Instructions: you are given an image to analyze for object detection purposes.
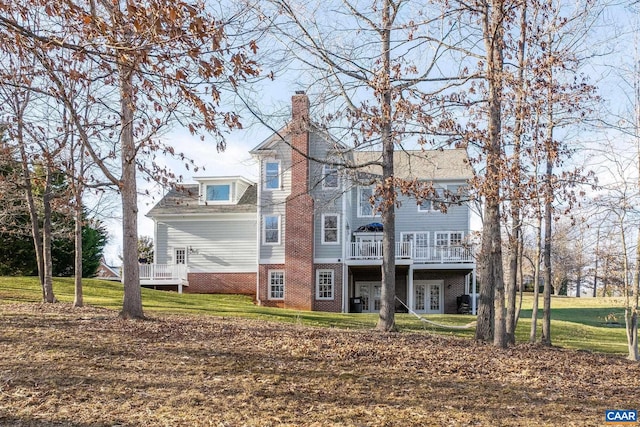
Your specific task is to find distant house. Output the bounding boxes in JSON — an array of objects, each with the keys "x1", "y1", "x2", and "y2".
[
  {"x1": 146, "y1": 92, "x2": 477, "y2": 314},
  {"x1": 96, "y1": 258, "x2": 121, "y2": 281}
]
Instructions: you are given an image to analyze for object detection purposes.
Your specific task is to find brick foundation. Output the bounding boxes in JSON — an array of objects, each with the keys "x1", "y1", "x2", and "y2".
[{"x1": 185, "y1": 272, "x2": 256, "y2": 295}]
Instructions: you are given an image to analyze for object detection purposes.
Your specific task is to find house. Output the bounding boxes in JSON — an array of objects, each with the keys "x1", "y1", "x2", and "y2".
[
  {"x1": 96, "y1": 258, "x2": 121, "y2": 281},
  {"x1": 146, "y1": 92, "x2": 477, "y2": 314}
]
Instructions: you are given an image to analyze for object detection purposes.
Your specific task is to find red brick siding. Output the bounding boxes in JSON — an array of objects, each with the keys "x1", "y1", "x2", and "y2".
[
  {"x1": 283, "y1": 92, "x2": 315, "y2": 311},
  {"x1": 313, "y1": 264, "x2": 343, "y2": 312},
  {"x1": 185, "y1": 272, "x2": 256, "y2": 295}
]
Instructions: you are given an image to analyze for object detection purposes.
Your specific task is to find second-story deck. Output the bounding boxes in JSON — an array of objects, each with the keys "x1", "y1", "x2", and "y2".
[{"x1": 347, "y1": 242, "x2": 475, "y2": 265}]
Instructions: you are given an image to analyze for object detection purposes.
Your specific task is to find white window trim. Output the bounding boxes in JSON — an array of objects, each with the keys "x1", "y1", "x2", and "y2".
[
  {"x1": 316, "y1": 269, "x2": 334, "y2": 300},
  {"x1": 357, "y1": 187, "x2": 376, "y2": 218},
  {"x1": 321, "y1": 213, "x2": 340, "y2": 245},
  {"x1": 322, "y1": 164, "x2": 339, "y2": 189},
  {"x1": 268, "y1": 270, "x2": 285, "y2": 300},
  {"x1": 263, "y1": 215, "x2": 281, "y2": 245},
  {"x1": 264, "y1": 160, "x2": 281, "y2": 191}
]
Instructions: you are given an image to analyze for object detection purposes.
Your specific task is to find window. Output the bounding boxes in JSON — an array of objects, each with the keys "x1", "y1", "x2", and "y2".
[
  {"x1": 322, "y1": 164, "x2": 338, "y2": 188},
  {"x1": 436, "y1": 232, "x2": 464, "y2": 246},
  {"x1": 415, "y1": 284, "x2": 425, "y2": 311},
  {"x1": 418, "y1": 199, "x2": 432, "y2": 212},
  {"x1": 418, "y1": 189, "x2": 441, "y2": 212},
  {"x1": 269, "y1": 270, "x2": 285, "y2": 300},
  {"x1": 358, "y1": 187, "x2": 376, "y2": 217},
  {"x1": 265, "y1": 161, "x2": 280, "y2": 190},
  {"x1": 316, "y1": 269, "x2": 334, "y2": 300},
  {"x1": 450, "y1": 232, "x2": 463, "y2": 246},
  {"x1": 322, "y1": 214, "x2": 339, "y2": 244},
  {"x1": 401, "y1": 232, "x2": 429, "y2": 258},
  {"x1": 174, "y1": 248, "x2": 186, "y2": 265},
  {"x1": 263, "y1": 215, "x2": 280, "y2": 244},
  {"x1": 206, "y1": 184, "x2": 231, "y2": 202},
  {"x1": 435, "y1": 232, "x2": 449, "y2": 247}
]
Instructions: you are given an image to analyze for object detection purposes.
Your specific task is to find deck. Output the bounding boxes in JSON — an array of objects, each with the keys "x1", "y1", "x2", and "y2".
[
  {"x1": 139, "y1": 264, "x2": 189, "y2": 293},
  {"x1": 347, "y1": 242, "x2": 474, "y2": 264}
]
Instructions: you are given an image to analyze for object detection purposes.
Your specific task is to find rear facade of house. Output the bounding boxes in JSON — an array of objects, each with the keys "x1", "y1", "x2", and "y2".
[{"x1": 147, "y1": 92, "x2": 477, "y2": 315}]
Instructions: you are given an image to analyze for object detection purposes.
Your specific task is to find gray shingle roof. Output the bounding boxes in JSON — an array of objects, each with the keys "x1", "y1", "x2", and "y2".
[
  {"x1": 352, "y1": 148, "x2": 472, "y2": 181},
  {"x1": 147, "y1": 184, "x2": 257, "y2": 217}
]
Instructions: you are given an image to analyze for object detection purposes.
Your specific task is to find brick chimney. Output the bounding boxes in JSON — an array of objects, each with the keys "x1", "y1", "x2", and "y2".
[{"x1": 285, "y1": 91, "x2": 314, "y2": 310}]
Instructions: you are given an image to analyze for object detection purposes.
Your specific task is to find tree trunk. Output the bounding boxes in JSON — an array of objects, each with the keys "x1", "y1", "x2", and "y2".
[
  {"x1": 376, "y1": 0, "x2": 396, "y2": 332},
  {"x1": 628, "y1": 43, "x2": 640, "y2": 361},
  {"x1": 73, "y1": 189, "x2": 83, "y2": 307},
  {"x1": 41, "y1": 167, "x2": 55, "y2": 303},
  {"x1": 541, "y1": 146, "x2": 553, "y2": 346},
  {"x1": 475, "y1": 0, "x2": 506, "y2": 347},
  {"x1": 602, "y1": 257, "x2": 609, "y2": 297},
  {"x1": 118, "y1": 56, "x2": 143, "y2": 319},
  {"x1": 592, "y1": 227, "x2": 599, "y2": 298},
  {"x1": 541, "y1": 167, "x2": 552, "y2": 345},
  {"x1": 626, "y1": 309, "x2": 639, "y2": 361},
  {"x1": 530, "y1": 215, "x2": 542, "y2": 343},
  {"x1": 541, "y1": 45, "x2": 554, "y2": 347},
  {"x1": 506, "y1": 1, "x2": 527, "y2": 346},
  {"x1": 16, "y1": 103, "x2": 45, "y2": 293}
]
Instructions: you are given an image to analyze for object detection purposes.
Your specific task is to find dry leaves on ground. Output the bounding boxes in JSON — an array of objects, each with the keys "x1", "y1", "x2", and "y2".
[{"x1": 0, "y1": 303, "x2": 638, "y2": 426}]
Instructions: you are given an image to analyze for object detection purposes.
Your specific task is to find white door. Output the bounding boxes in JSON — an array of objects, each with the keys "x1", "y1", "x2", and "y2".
[
  {"x1": 356, "y1": 281, "x2": 381, "y2": 313},
  {"x1": 414, "y1": 280, "x2": 444, "y2": 314}
]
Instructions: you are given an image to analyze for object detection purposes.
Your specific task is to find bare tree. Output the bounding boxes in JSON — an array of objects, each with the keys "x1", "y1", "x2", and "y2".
[
  {"x1": 0, "y1": 0, "x2": 260, "y2": 318},
  {"x1": 259, "y1": 0, "x2": 479, "y2": 331}
]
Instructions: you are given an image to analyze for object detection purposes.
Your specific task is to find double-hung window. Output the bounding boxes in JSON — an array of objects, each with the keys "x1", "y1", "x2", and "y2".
[
  {"x1": 322, "y1": 164, "x2": 338, "y2": 189},
  {"x1": 316, "y1": 270, "x2": 334, "y2": 300},
  {"x1": 265, "y1": 161, "x2": 280, "y2": 190},
  {"x1": 358, "y1": 187, "x2": 376, "y2": 217},
  {"x1": 322, "y1": 214, "x2": 339, "y2": 244},
  {"x1": 263, "y1": 215, "x2": 280, "y2": 244},
  {"x1": 418, "y1": 188, "x2": 441, "y2": 212},
  {"x1": 269, "y1": 270, "x2": 285, "y2": 300}
]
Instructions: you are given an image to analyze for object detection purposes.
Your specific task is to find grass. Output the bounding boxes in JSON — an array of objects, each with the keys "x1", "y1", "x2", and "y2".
[
  {"x1": 0, "y1": 276, "x2": 632, "y2": 354},
  {"x1": 1, "y1": 277, "x2": 639, "y2": 426}
]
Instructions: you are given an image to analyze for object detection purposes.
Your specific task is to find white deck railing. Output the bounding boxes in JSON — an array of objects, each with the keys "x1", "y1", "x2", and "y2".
[
  {"x1": 139, "y1": 264, "x2": 188, "y2": 282},
  {"x1": 347, "y1": 242, "x2": 474, "y2": 263}
]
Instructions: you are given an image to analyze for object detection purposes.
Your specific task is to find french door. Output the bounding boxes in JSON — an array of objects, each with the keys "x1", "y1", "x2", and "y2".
[
  {"x1": 356, "y1": 281, "x2": 381, "y2": 313},
  {"x1": 414, "y1": 280, "x2": 443, "y2": 314}
]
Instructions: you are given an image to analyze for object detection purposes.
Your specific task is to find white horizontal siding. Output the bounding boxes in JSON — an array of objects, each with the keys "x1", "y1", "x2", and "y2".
[{"x1": 156, "y1": 218, "x2": 257, "y2": 273}]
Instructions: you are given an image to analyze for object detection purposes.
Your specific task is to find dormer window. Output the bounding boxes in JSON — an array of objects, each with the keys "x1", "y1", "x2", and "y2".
[
  {"x1": 206, "y1": 184, "x2": 231, "y2": 202},
  {"x1": 265, "y1": 161, "x2": 280, "y2": 190}
]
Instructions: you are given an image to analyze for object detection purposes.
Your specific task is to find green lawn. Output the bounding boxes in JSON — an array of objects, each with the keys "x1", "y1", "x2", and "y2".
[{"x1": 0, "y1": 276, "x2": 631, "y2": 355}]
